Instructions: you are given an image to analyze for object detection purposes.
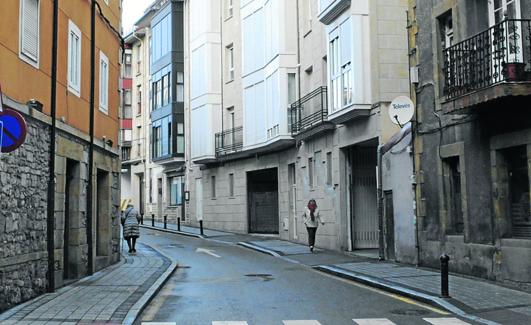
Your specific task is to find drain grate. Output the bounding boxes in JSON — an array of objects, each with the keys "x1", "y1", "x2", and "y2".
[{"x1": 390, "y1": 309, "x2": 430, "y2": 316}]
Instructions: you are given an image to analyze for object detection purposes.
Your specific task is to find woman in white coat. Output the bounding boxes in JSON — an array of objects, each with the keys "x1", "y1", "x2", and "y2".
[{"x1": 303, "y1": 199, "x2": 324, "y2": 252}]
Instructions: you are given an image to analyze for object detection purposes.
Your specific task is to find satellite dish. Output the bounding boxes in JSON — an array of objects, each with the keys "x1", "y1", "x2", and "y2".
[{"x1": 389, "y1": 96, "x2": 414, "y2": 126}]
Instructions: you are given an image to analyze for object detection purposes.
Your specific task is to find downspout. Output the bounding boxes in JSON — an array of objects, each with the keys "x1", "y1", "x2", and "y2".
[
  {"x1": 47, "y1": 0, "x2": 59, "y2": 292},
  {"x1": 87, "y1": 0, "x2": 96, "y2": 276},
  {"x1": 377, "y1": 145, "x2": 385, "y2": 260},
  {"x1": 220, "y1": 1, "x2": 224, "y2": 148},
  {"x1": 406, "y1": 10, "x2": 421, "y2": 266},
  {"x1": 295, "y1": 0, "x2": 302, "y2": 103}
]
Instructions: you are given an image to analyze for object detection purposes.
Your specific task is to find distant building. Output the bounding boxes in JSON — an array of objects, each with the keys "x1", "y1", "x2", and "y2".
[
  {"x1": 0, "y1": 0, "x2": 122, "y2": 311},
  {"x1": 412, "y1": 0, "x2": 531, "y2": 285},
  {"x1": 120, "y1": 0, "x2": 186, "y2": 225}
]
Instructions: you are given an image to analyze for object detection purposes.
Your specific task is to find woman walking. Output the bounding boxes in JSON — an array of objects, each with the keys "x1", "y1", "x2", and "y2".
[
  {"x1": 121, "y1": 203, "x2": 141, "y2": 254},
  {"x1": 303, "y1": 199, "x2": 324, "y2": 252}
]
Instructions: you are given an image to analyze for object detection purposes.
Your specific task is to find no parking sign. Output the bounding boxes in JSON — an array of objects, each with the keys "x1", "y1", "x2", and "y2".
[{"x1": 0, "y1": 83, "x2": 27, "y2": 153}]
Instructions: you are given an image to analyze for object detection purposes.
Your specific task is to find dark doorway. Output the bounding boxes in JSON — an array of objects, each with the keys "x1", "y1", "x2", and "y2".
[
  {"x1": 96, "y1": 169, "x2": 110, "y2": 257},
  {"x1": 64, "y1": 159, "x2": 78, "y2": 280},
  {"x1": 138, "y1": 173, "x2": 144, "y2": 215},
  {"x1": 384, "y1": 190, "x2": 396, "y2": 260},
  {"x1": 504, "y1": 146, "x2": 531, "y2": 238},
  {"x1": 247, "y1": 168, "x2": 279, "y2": 234}
]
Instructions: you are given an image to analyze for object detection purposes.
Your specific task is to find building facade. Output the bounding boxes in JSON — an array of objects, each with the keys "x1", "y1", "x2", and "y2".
[
  {"x1": 413, "y1": 0, "x2": 531, "y2": 285},
  {"x1": 184, "y1": 0, "x2": 412, "y2": 258},
  {"x1": 0, "y1": 0, "x2": 122, "y2": 311},
  {"x1": 120, "y1": 0, "x2": 186, "y2": 225}
]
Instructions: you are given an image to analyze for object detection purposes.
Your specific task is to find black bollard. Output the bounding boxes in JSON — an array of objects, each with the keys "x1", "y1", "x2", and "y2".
[
  {"x1": 163, "y1": 215, "x2": 167, "y2": 229},
  {"x1": 140, "y1": 213, "x2": 144, "y2": 225},
  {"x1": 152, "y1": 214, "x2": 155, "y2": 227},
  {"x1": 440, "y1": 254, "x2": 450, "y2": 298},
  {"x1": 177, "y1": 217, "x2": 181, "y2": 231},
  {"x1": 199, "y1": 220, "x2": 204, "y2": 236}
]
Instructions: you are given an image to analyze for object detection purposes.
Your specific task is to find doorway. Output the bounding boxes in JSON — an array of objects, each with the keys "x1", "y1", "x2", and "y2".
[
  {"x1": 247, "y1": 168, "x2": 279, "y2": 234},
  {"x1": 157, "y1": 178, "x2": 163, "y2": 220},
  {"x1": 96, "y1": 169, "x2": 110, "y2": 257},
  {"x1": 288, "y1": 163, "x2": 298, "y2": 240},
  {"x1": 63, "y1": 159, "x2": 79, "y2": 280},
  {"x1": 348, "y1": 143, "x2": 379, "y2": 250}
]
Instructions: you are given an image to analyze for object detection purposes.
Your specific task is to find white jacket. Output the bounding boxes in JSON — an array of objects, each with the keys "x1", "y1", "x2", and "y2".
[{"x1": 303, "y1": 208, "x2": 323, "y2": 228}]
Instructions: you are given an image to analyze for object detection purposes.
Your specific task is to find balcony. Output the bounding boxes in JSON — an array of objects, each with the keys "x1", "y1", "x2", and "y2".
[
  {"x1": 289, "y1": 86, "x2": 335, "y2": 141},
  {"x1": 442, "y1": 19, "x2": 531, "y2": 112},
  {"x1": 215, "y1": 126, "x2": 243, "y2": 158}
]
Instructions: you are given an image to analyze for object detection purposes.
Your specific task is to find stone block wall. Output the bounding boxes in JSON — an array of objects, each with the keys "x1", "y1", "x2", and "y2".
[{"x1": 0, "y1": 116, "x2": 50, "y2": 311}]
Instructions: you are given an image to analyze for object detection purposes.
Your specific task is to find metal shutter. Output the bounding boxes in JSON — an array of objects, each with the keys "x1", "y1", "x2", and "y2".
[{"x1": 21, "y1": 0, "x2": 39, "y2": 62}]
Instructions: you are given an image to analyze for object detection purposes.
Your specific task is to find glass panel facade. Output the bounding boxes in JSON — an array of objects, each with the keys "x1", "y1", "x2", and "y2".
[{"x1": 151, "y1": 13, "x2": 172, "y2": 62}]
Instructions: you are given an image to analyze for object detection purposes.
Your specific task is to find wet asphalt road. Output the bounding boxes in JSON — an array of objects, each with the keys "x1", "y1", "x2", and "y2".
[{"x1": 136, "y1": 228, "x2": 470, "y2": 325}]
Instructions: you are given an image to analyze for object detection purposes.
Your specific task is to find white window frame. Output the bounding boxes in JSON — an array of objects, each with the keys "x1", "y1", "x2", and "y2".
[
  {"x1": 227, "y1": 0, "x2": 234, "y2": 19},
  {"x1": 68, "y1": 20, "x2": 82, "y2": 97},
  {"x1": 99, "y1": 51, "x2": 109, "y2": 114},
  {"x1": 227, "y1": 44, "x2": 234, "y2": 81},
  {"x1": 19, "y1": 0, "x2": 40, "y2": 68}
]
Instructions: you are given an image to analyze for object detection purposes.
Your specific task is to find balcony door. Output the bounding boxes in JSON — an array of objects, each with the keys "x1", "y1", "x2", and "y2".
[{"x1": 488, "y1": 0, "x2": 523, "y2": 63}]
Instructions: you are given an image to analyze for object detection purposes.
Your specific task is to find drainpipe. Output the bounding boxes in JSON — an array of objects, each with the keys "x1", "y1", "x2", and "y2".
[
  {"x1": 295, "y1": 0, "x2": 302, "y2": 102},
  {"x1": 86, "y1": 0, "x2": 96, "y2": 276},
  {"x1": 46, "y1": 0, "x2": 59, "y2": 293},
  {"x1": 377, "y1": 145, "x2": 385, "y2": 260}
]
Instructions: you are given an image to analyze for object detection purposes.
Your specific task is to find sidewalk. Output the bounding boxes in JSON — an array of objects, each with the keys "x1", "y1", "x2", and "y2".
[
  {"x1": 0, "y1": 243, "x2": 177, "y2": 325},
  {"x1": 143, "y1": 223, "x2": 531, "y2": 325}
]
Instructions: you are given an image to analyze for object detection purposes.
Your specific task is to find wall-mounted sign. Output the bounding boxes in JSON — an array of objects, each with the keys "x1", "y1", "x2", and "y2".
[
  {"x1": 389, "y1": 96, "x2": 415, "y2": 126},
  {"x1": 0, "y1": 108, "x2": 28, "y2": 153}
]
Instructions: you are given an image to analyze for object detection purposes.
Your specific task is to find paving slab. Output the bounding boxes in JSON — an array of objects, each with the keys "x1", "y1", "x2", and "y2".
[{"x1": 0, "y1": 243, "x2": 177, "y2": 325}]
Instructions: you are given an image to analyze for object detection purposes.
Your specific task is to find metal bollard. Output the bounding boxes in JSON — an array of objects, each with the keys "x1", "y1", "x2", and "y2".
[
  {"x1": 177, "y1": 217, "x2": 181, "y2": 231},
  {"x1": 163, "y1": 215, "x2": 167, "y2": 229},
  {"x1": 140, "y1": 213, "x2": 144, "y2": 225},
  {"x1": 199, "y1": 220, "x2": 204, "y2": 236},
  {"x1": 440, "y1": 254, "x2": 450, "y2": 298},
  {"x1": 152, "y1": 214, "x2": 155, "y2": 227}
]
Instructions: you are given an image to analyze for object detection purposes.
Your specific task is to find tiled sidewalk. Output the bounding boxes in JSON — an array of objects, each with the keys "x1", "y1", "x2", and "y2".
[{"x1": 0, "y1": 243, "x2": 176, "y2": 325}]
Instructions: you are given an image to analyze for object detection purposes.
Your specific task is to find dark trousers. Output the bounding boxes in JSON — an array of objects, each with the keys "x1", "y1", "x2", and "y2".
[{"x1": 307, "y1": 227, "x2": 317, "y2": 247}]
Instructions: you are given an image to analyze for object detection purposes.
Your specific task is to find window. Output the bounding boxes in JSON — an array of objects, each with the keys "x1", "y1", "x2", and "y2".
[
  {"x1": 229, "y1": 173, "x2": 234, "y2": 197},
  {"x1": 153, "y1": 124, "x2": 162, "y2": 158},
  {"x1": 19, "y1": 0, "x2": 40, "y2": 67},
  {"x1": 176, "y1": 72, "x2": 184, "y2": 102},
  {"x1": 68, "y1": 20, "x2": 82, "y2": 96},
  {"x1": 308, "y1": 157, "x2": 314, "y2": 188},
  {"x1": 503, "y1": 146, "x2": 530, "y2": 238},
  {"x1": 162, "y1": 73, "x2": 170, "y2": 106},
  {"x1": 287, "y1": 73, "x2": 297, "y2": 132},
  {"x1": 99, "y1": 51, "x2": 109, "y2": 113},
  {"x1": 151, "y1": 14, "x2": 172, "y2": 62},
  {"x1": 136, "y1": 44, "x2": 142, "y2": 74},
  {"x1": 124, "y1": 90, "x2": 132, "y2": 106},
  {"x1": 177, "y1": 122, "x2": 184, "y2": 154},
  {"x1": 226, "y1": 0, "x2": 233, "y2": 18},
  {"x1": 136, "y1": 85, "x2": 142, "y2": 115},
  {"x1": 443, "y1": 157, "x2": 463, "y2": 234},
  {"x1": 329, "y1": 18, "x2": 352, "y2": 112},
  {"x1": 326, "y1": 152, "x2": 332, "y2": 185},
  {"x1": 211, "y1": 175, "x2": 216, "y2": 198},
  {"x1": 169, "y1": 176, "x2": 184, "y2": 206},
  {"x1": 152, "y1": 65, "x2": 171, "y2": 110},
  {"x1": 226, "y1": 44, "x2": 234, "y2": 81}
]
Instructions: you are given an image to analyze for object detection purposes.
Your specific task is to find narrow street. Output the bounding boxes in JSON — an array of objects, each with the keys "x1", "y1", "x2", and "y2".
[{"x1": 137, "y1": 229, "x2": 472, "y2": 325}]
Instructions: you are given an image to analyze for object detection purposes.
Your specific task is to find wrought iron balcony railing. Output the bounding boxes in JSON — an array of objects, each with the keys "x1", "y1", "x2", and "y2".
[
  {"x1": 215, "y1": 126, "x2": 243, "y2": 157},
  {"x1": 443, "y1": 19, "x2": 531, "y2": 100},
  {"x1": 289, "y1": 86, "x2": 328, "y2": 135}
]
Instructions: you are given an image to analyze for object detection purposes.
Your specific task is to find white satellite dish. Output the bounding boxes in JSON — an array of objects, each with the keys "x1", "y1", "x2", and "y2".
[{"x1": 389, "y1": 96, "x2": 415, "y2": 126}]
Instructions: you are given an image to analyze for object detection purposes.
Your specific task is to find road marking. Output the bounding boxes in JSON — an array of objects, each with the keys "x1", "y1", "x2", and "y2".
[
  {"x1": 212, "y1": 322, "x2": 248, "y2": 325},
  {"x1": 141, "y1": 323, "x2": 176, "y2": 325},
  {"x1": 283, "y1": 321, "x2": 322, "y2": 325},
  {"x1": 196, "y1": 247, "x2": 221, "y2": 258},
  {"x1": 353, "y1": 319, "x2": 396, "y2": 325},
  {"x1": 423, "y1": 318, "x2": 471, "y2": 325}
]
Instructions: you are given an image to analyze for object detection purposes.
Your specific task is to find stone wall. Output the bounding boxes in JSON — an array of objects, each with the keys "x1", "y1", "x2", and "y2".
[{"x1": 0, "y1": 115, "x2": 50, "y2": 311}]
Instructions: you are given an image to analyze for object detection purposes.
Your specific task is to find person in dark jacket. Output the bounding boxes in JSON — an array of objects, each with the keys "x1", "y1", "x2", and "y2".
[
  {"x1": 121, "y1": 203, "x2": 141, "y2": 254},
  {"x1": 303, "y1": 199, "x2": 324, "y2": 252}
]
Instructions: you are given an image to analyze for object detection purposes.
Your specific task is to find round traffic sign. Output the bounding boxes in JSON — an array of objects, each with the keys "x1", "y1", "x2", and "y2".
[
  {"x1": 389, "y1": 96, "x2": 415, "y2": 126},
  {"x1": 0, "y1": 108, "x2": 28, "y2": 153}
]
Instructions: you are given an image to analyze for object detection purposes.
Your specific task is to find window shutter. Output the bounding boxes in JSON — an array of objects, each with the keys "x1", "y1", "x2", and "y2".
[{"x1": 21, "y1": 0, "x2": 39, "y2": 61}]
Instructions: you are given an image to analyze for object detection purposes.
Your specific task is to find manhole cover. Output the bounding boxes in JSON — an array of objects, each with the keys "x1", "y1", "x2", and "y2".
[{"x1": 390, "y1": 309, "x2": 430, "y2": 316}]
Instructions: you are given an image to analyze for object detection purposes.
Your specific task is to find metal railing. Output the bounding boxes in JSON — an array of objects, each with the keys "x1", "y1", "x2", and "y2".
[
  {"x1": 443, "y1": 19, "x2": 531, "y2": 100},
  {"x1": 289, "y1": 86, "x2": 328, "y2": 135},
  {"x1": 215, "y1": 126, "x2": 243, "y2": 157}
]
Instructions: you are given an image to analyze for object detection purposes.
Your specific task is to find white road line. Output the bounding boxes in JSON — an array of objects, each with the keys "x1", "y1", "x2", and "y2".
[
  {"x1": 141, "y1": 323, "x2": 176, "y2": 325},
  {"x1": 196, "y1": 247, "x2": 222, "y2": 258},
  {"x1": 423, "y1": 318, "x2": 471, "y2": 325},
  {"x1": 283, "y1": 321, "x2": 322, "y2": 325},
  {"x1": 212, "y1": 322, "x2": 249, "y2": 325},
  {"x1": 353, "y1": 319, "x2": 396, "y2": 325}
]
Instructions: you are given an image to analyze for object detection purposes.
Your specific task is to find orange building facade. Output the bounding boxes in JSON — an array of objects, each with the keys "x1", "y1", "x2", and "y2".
[{"x1": 0, "y1": 0, "x2": 123, "y2": 311}]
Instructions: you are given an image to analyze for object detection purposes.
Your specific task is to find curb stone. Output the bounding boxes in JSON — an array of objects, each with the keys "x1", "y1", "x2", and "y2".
[{"x1": 140, "y1": 224, "x2": 206, "y2": 239}]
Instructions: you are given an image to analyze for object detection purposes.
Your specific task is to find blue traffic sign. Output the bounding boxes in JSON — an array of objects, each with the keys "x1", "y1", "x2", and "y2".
[{"x1": 0, "y1": 108, "x2": 27, "y2": 153}]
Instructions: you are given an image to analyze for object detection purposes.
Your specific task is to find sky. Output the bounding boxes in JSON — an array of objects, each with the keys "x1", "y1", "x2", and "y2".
[{"x1": 121, "y1": 0, "x2": 154, "y2": 35}]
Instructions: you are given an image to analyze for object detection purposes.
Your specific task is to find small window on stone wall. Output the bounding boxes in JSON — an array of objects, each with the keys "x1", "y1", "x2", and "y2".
[
  {"x1": 503, "y1": 146, "x2": 531, "y2": 238},
  {"x1": 443, "y1": 156, "x2": 464, "y2": 234}
]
